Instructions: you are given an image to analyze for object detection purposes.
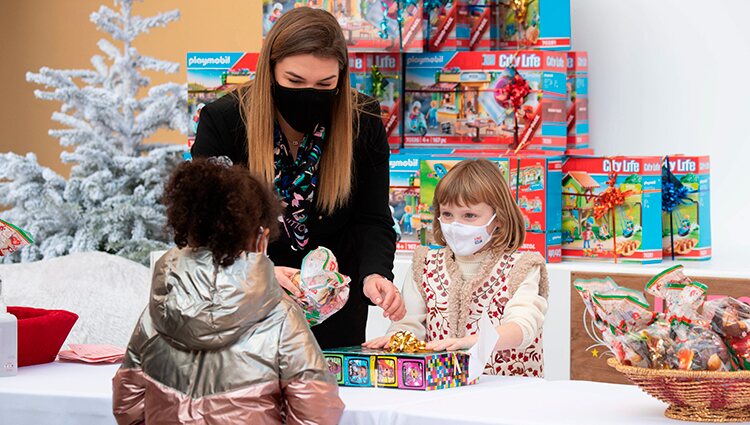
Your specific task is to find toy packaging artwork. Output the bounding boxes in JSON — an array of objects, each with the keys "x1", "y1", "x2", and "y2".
[
  {"x1": 566, "y1": 52, "x2": 589, "y2": 148},
  {"x1": 462, "y1": 0, "x2": 501, "y2": 51},
  {"x1": 661, "y1": 155, "x2": 711, "y2": 260},
  {"x1": 562, "y1": 156, "x2": 663, "y2": 264},
  {"x1": 424, "y1": 0, "x2": 469, "y2": 51},
  {"x1": 323, "y1": 346, "x2": 472, "y2": 390},
  {"x1": 403, "y1": 51, "x2": 567, "y2": 149},
  {"x1": 285, "y1": 247, "x2": 350, "y2": 326},
  {"x1": 508, "y1": 155, "x2": 562, "y2": 262},
  {"x1": 389, "y1": 154, "x2": 423, "y2": 251},
  {"x1": 349, "y1": 53, "x2": 402, "y2": 147},
  {"x1": 262, "y1": 0, "x2": 424, "y2": 52},
  {"x1": 187, "y1": 52, "x2": 259, "y2": 148},
  {"x1": 497, "y1": 0, "x2": 571, "y2": 51}
]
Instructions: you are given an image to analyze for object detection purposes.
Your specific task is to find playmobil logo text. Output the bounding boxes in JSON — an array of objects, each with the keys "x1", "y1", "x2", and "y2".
[
  {"x1": 407, "y1": 56, "x2": 444, "y2": 66},
  {"x1": 188, "y1": 55, "x2": 231, "y2": 67},
  {"x1": 668, "y1": 158, "x2": 697, "y2": 173},
  {"x1": 602, "y1": 159, "x2": 640, "y2": 173},
  {"x1": 390, "y1": 158, "x2": 419, "y2": 168}
]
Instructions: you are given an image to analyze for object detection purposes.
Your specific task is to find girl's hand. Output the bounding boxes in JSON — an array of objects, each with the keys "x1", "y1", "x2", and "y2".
[
  {"x1": 425, "y1": 334, "x2": 478, "y2": 352},
  {"x1": 363, "y1": 275, "x2": 406, "y2": 321},
  {"x1": 362, "y1": 333, "x2": 394, "y2": 349},
  {"x1": 274, "y1": 266, "x2": 303, "y2": 297}
]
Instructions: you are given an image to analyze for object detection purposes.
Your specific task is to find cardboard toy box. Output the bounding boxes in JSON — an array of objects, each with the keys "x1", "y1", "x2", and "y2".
[
  {"x1": 349, "y1": 53, "x2": 402, "y2": 148},
  {"x1": 389, "y1": 154, "x2": 423, "y2": 251},
  {"x1": 566, "y1": 52, "x2": 589, "y2": 148},
  {"x1": 661, "y1": 155, "x2": 711, "y2": 260},
  {"x1": 403, "y1": 51, "x2": 567, "y2": 150},
  {"x1": 187, "y1": 52, "x2": 259, "y2": 148},
  {"x1": 562, "y1": 156, "x2": 663, "y2": 264},
  {"x1": 462, "y1": 0, "x2": 501, "y2": 51},
  {"x1": 263, "y1": 0, "x2": 424, "y2": 52},
  {"x1": 424, "y1": 0, "x2": 469, "y2": 51},
  {"x1": 497, "y1": 0, "x2": 571, "y2": 51},
  {"x1": 323, "y1": 346, "x2": 472, "y2": 390}
]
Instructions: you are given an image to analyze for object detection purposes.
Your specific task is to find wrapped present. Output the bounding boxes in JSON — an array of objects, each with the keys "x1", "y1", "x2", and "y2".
[
  {"x1": 263, "y1": 0, "x2": 424, "y2": 52},
  {"x1": 349, "y1": 53, "x2": 402, "y2": 148},
  {"x1": 323, "y1": 345, "x2": 472, "y2": 390},
  {"x1": 566, "y1": 52, "x2": 589, "y2": 149},
  {"x1": 497, "y1": 0, "x2": 571, "y2": 51},
  {"x1": 403, "y1": 51, "x2": 567, "y2": 150},
  {"x1": 661, "y1": 155, "x2": 711, "y2": 260},
  {"x1": 287, "y1": 247, "x2": 350, "y2": 326},
  {"x1": 186, "y1": 52, "x2": 259, "y2": 148},
  {"x1": 0, "y1": 219, "x2": 33, "y2": 257},
  {"x1": 562, "y1": 156, "x2": 663, "y2": 264}
]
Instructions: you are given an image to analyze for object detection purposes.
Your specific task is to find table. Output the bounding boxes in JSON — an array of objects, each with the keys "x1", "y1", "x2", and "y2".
[{"x1": 0, "y1": 361, "x2": 709, "y2": 425}]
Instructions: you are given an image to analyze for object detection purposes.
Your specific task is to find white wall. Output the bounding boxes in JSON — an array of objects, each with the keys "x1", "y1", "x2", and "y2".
[{"x1": 570, "y1": 0, "x2": 750, "y2": 267}]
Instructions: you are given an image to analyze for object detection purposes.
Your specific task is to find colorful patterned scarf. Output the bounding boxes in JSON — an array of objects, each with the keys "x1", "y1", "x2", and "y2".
[{"x1": 273, "y1": 124, "x2": 325, "y2": 251}]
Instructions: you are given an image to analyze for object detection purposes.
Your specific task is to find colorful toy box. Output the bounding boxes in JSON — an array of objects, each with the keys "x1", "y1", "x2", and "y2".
[
  {"x1": 508, "y1": 155, "x2": 563, "y2": 262},
  {"x1": 562, "y1": 156, "x2": 663, "y2": 264},
  {"x1": 566, "y1": 52, "x2": 589, "y2": 148},
  {"x1": 403, "y1": 51, "x2": 567, "y2": 150},
  {"x1": 462, "y1": 0, "x2": 501, "y2": 51},
  {"x1": 662, "y1": 155, "x2": 711, "y2": 260},
  {"x1": 418, "y1": 154, "x2": 561, "y2": 262},
  {"x1": 497, "y1": 0, "x2": 571, "y2": 51},
  {"x1": 424, "y1": 0, "x2": 469, "y2": 51},
  {"x1": 389, "y1": 154, "x2": 422, "y2": 251},
  {"x1": 349, "y1": 53, "x2": 402, "y2": 148},
  {"x1": 187, "y1": 52, "x2": 259, "y2": 148},
  {"x1": 323, "y1": 346, "x2": 472, "y2": 390},
  {"x1": 262, "y1": 0, "x2": 424, "y2": 52}
]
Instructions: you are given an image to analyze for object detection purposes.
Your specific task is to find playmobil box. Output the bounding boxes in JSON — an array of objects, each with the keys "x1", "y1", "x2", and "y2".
[
  {"x1": 403, "y1": 51, "x2": 567, "y2": 150},
  {"x1": 263, "y1": 0, "x2": 424, "y2": 52},
  {"x1": 187, "y1": 52, "x2": 259, "y2": 148},
  {"x1": 497, "y1": 0, "x2": 571, "y2": 51},
  {"x1": 323, "y1": 346, "x2": 472, "y2": 390},
  {"x1": 507, "y1": 155, "x2": 563, "y2": 262},
  {"x1": 661, "y1": 155, "x2": 711, "y2": 260},
  {"x1": 561, "y1": 156, "x2": 663, "y2": 264},
  {"x1": 389, "y1": 154, "x2": 423, "y2": 251},
  {"x1": 461, "y1": 0, "x2": 501, "y2": 51},
  {"x1": 424, "y1": 0, "x2": 469, "y2": 51},
  {"x1": 566, "y1": 52, "x2": 589, "y2": 148},
  {"x1": 349, "y1": 53, "x2": 402, "y2": 148}
]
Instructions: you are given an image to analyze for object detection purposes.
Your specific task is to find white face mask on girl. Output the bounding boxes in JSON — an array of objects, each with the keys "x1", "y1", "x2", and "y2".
[{"x1": 438, "y1": 214, "x2": 496, "y2": 257}]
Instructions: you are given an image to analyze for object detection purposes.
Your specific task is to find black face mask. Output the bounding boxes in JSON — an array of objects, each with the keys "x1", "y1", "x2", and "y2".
[{"x1": 272, "y1": 84, "x2": 338, "y2": 134}]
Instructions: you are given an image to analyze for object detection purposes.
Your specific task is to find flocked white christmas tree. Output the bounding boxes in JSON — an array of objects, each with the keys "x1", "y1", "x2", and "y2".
[{"x1": 0, "y1": 0, "x2": 187, "y2": 265}]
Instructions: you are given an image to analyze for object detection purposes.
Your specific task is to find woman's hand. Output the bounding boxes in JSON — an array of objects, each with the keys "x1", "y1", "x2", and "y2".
[
  {"x1": 425, "y1": 334, "x2": 478, "y2": 352},
  {"x1": 362, "y1": 333, "x2": 394, "y2": 349},
  {"x1": 274, "y1": 266, "x2": 303, "y2": 297},
  {"x1": 363, "y1": 275, "x2": 406, "y2": 321}
]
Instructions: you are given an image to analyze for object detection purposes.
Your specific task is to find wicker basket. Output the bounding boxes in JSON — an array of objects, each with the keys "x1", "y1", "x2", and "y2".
[{"x1": 608, "y1": 358, "x2": 750, "y2": 422}]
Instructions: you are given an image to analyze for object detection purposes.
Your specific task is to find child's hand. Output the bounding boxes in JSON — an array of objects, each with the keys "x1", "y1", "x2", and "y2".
[
  {"x1": 274, "y1": 266, "x2": 303, "y2": 297},
  {"x1": 362, "y1": 333, "x2": 394, "y2": 349},
  {"x1": 425, "y1": 334, "x2": 478, "y2": 352},
  {"x1": 363, "y1": 275, "x2": 406, "y2": 321}
]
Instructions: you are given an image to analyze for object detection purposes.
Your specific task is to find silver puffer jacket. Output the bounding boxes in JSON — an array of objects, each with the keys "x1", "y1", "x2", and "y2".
[{"x1": 112, "y1": 247, "x2": 344, "y2": 425}]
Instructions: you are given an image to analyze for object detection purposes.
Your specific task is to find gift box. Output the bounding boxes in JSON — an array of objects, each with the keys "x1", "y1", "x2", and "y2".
[
  {"x1": 424, "y1": 0, "x2": 469, "y2": 52},
  {"x1": 8, "y1": 306, "x2": 78, "y2": 367},
  {"x1": 323, "y1": 346, "x2": 472, "y2": 390},
  {"x1": 403, "y1": 51, "x2": 567, "y2": 150},
  {"x1": 187, "y1": 52, "x2": 259, "y2": 148},
  {"x1": 661, "y1": 155, "x2": 711, "y2": 260},
  {"x1": 497, "y1": 0, "x2": 571, "y2": 51},
  {"x1": 562, "y1": 156, "x2": 663, "y2": 264},
  {"x1": 566, "y1": 52, "x2": 589, "y2": 149},
  {"x1": 349, "y1": 53, "x2": 403, "y2": 148},
  {"x1": 263, "y1": 0, "x2": 424, "y2": 52}
]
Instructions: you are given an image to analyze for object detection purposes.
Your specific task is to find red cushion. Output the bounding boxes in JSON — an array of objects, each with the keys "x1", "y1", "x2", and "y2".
[{"x1": 7, "y1": 306, "x2": 78, "y2": 367}]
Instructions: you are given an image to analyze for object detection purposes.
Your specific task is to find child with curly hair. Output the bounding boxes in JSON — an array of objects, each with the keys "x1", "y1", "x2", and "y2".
[{"x1": 113, "y1": 158, "x2": 343, "y2": 425}]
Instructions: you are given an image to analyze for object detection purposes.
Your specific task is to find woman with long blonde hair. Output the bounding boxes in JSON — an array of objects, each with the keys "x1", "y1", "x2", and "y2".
[{"x1": 192, "y1": 7, "x2": 404, "y2": 348}]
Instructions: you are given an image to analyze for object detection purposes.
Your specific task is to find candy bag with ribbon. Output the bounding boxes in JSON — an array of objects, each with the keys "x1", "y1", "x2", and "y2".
[
  {"x1": 287, "y1": 247, "x2": 350, "y2": 326},
  {"x1": 703, "y1": 297, "x2": 750, "y2": 370}
]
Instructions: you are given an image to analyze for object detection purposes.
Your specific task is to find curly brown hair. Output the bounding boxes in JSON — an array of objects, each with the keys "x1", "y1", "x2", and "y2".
[{"x1": 163, "y1": 158, "x2": 281, "y2": 267}]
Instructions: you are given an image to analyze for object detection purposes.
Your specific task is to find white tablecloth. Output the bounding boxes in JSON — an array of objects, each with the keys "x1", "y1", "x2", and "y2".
[{"x1": 0, "y1": 362, "x2": 717, "y2": 425}]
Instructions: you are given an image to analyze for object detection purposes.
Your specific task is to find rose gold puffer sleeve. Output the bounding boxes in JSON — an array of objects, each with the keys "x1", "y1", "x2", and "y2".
[
  {"x1": 112, "y1": 310, "x2": 151, "y2": 425},
  {"x1": 278, "y1": 303, "x2": 345, "y2": 425}
]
